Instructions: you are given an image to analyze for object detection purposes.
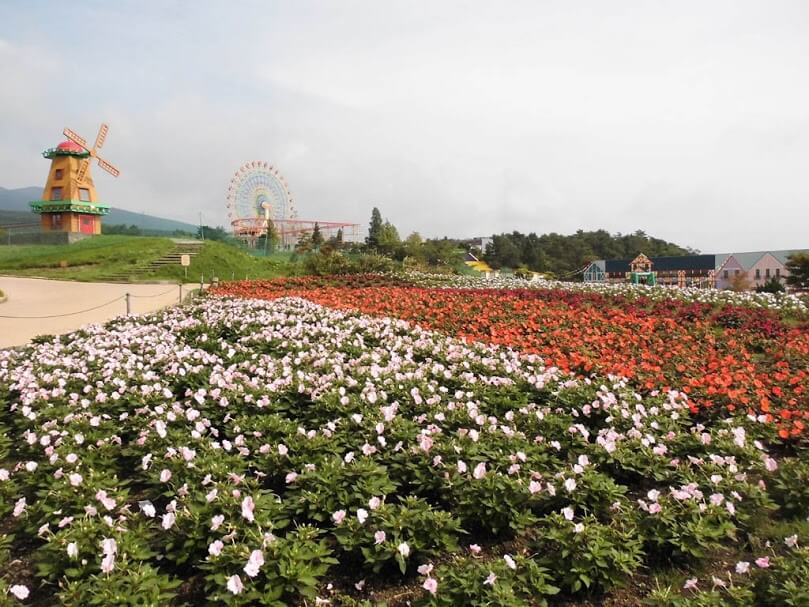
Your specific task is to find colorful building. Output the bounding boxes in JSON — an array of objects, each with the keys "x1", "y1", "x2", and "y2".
[
  {"x1": 29, "y1": 140, "x2": 110, "y2": 235},
  {"x1": 583, "y1": 250, "x2": 808, "y2": 290}
]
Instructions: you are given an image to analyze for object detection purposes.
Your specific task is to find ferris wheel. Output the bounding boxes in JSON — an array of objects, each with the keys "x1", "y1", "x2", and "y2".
[{"x1": 226, "y1": 162, "x2": 296, "y2": 234}]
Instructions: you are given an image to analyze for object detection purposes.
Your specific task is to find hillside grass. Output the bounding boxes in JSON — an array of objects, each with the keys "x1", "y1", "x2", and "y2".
[
  {"x1": 149, "y1": 242, "x2": 292, "y2": 283},
  {"x1": 0, "y1": 236, "x2": 174, "y2": 281},
  {"x1": 0, "y1": 236, "x2": 293, "y2": 283}
]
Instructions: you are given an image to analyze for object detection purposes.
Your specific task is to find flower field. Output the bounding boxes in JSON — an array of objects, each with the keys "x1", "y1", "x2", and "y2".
[
  {"x1": 1, "y1": 292, "x2": 807, "y2": 606},
  {"x1": 213, "y1": 276, "x2": 809, "y2": 440}
]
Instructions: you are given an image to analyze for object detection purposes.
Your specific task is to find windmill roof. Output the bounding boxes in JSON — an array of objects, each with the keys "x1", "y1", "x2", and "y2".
[{"x1": 56, "y1": 140, "x2": 84, "y2": 152}]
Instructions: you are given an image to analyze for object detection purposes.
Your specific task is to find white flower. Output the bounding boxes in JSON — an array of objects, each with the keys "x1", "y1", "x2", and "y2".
[
  {"x1": 457, "y1": 460, "x2": 467, "y2": 474},
  {"x1": 374, "y1": 530, "x2": 386, "y2": 544},
  {"x1": 785, "y1": 534, "x2": 798, "y2": 548},
  {"x1": 735, "y1": 561, "x2": 750, "y2": 574},
  {"x1": 562, "y1": 507, "x2": 574, "y2": 521},
  {"x1": 564, "y1": 478, "x2": 577, "y2": 492},
  {"x1": 398, "y1": 542, "x2": 410, "y2": 557},
  {"x1": 139, "y1": 501, "x2": 156, "y2": 518},
  {"x1": 211, "y1": 514, "x2": 225, "y2": 530},
  {"x1": 227, "y1": 574, "x2": 244, "y2": 595},
  {"x1": 504, "y1": 554, "x2": 517, "y2": 570},
  {"x1": 9, "y1": 585, "x2": 29, "y2": 600},
  {"x1": 332, "y1": 510, "x2": 346, "y2": 524},
  {"x1": 417, "y1": 563, "x2": 434, "y2": 576},
  {"x1": 484, "y1": 572, "x2": 497, "y2": 586},
  {"x1": 356, "y1": 508, "x2": 369, "y2": 525},
  {"x1": 368, "y1": 496, "x2": 382, "y2": 510},
  {"x1": 67, "y1": 542, "x2": 78, "y2": 558},
  {"x1": 573, "y1": 523, "x2": 585, "y2": 533},
  {"x1": 473, "y1": 462, "x2": 487, "y2": 479},
  {"x1": 159, "y1": 469, "x2": 172, "y2": 483},
  {"x1": 68, "y1": 473, "x2": 83, "y2": 487}
]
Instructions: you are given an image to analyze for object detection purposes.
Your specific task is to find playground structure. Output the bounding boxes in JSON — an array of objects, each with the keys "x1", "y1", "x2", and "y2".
[
  {"x1": 227, "y1": 161, "x2": 359, "y2": 249},
  {"x1": 29, "y1": 124, "x2": 119, "y2": 236}
]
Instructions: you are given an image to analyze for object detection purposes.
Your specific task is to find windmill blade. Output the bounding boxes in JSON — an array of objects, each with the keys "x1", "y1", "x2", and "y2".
[
  {"x1": 93, "y1": 123, "x2": 109, "y2": 151},
  {"x1": 96, "y1": 156, "x2": 121, "y2": 177},
  {"x1": 63, "y1": 128, "x2": 88, "y2": 150},
  {"x1": 75, "y1": 158, "x2": 90, "y2": 184}
]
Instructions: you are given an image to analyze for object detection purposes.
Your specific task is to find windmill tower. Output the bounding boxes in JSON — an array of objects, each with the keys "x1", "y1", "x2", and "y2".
[{"x1": 30, "y1": 124, "x2": 120, "y2": 236}]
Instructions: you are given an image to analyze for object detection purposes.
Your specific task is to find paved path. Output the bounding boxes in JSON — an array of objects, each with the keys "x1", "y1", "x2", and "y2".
[{"x1": 0, "y1": 277, "x2": 194, "y2": 349}]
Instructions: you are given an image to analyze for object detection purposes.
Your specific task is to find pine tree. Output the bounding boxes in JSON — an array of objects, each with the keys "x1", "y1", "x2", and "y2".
[
  {"x1": 311, "y1": 222, "x2": 324, "y2": 247},
  {"x1": 366, "y1": 207, "x2": 383, "y2": 248},
  {"x1": 335, "y1": 228, "x2": 344, "y2": 247}
]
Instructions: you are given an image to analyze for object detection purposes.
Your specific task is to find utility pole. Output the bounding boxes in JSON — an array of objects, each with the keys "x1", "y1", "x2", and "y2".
[{"x1": 199, "y1": 212, "x2": 205, "y2": 241}]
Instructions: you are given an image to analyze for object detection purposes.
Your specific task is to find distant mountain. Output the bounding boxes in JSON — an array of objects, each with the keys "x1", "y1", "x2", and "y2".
[{"x1": 0, "y1": 186, "x2": 199, "y2": 233}]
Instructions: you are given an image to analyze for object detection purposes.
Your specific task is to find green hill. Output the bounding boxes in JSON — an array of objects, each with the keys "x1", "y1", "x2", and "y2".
[{"x1": 0, "y1": 186, "x2": 199, "y2": 233}]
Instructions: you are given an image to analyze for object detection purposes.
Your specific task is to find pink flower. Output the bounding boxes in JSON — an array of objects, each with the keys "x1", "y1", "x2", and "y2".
[
  {"x1": 785, "y1": 534, "x2": 798, "y2": 548},
  {"x1": 483, "y1": 572, "x2": 497, "y2": 586},
  {"x1": 13, "y1": 497, "x2": 26, "y2": 518},
  {"x1": 648, "y1": 502, "x2": 662, "y2": 515},
  {"x1": 285, "y1": 472, "x2": 298, "y2": 484},
  {"x1": 211, "y1": 515, "x2": 225, "y2": 531},
  {"x1": 473, "y1": 462, "x2": 487, "y2": 479},
  {"x1": 161, "y1": 512, "x2": 176, "y2": 530},
  {"x1": 227, "y1": 574, "x2": 244, "y2": 595},
  {"x1": 735, "y1": 561, "x2": 750, "y2": 574},
  {"x1": 469, "y1": 544, "x2": 482, "y2": 555},
  {"x1": 755, "y1": 557, "x2": 770, "y2": 568},
  {"x1": 332, "y1": 510, "x2": 346, "y2": 525},
  {"x1": 68, "y1": 473, "x2": 83, "y2": 487},
  {"x1": 244, "y1": 550, "x2": 264, "y2": 577},
  {"x1": 241, "y1": 496, "x2": 255, "y2": 523},
  {"x1": 374, "y1": 530, "x2": 386, "y2": 545},
  {"x1": 764, "y1": 457, "x2": 778, "y2": 472},
  {"x1": 422, "y1": 577, "x2": 438, "y2": 594},
  {"x1": 9, "y1": 585, "x2": 29, "y2": 600},
  {"x1": 417, "y1": 563, "x2": 434, "y2": 576},
  {"x1": 683, "y1": 578, "x2": 698, "y2": 591},
  {"x1": 208, "y1": 540, "x2": 224, "y2": 557},
  {"x1": 159, "y1": 469, "x2": 172, "y2": 483},
  {"x1": 528, "y1": 480, "x2": 542, "y2": 494},
  {"x1": 457, "y1": 460, "x2": 467, "y2": 474},
  {"x1": 368, "y1": 496, "x2": 382, "y2": 510}
]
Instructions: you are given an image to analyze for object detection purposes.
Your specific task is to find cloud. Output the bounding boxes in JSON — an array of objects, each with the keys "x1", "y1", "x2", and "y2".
[{"x1": 1, "y1": 2, "x2": 808, "y2": 251}]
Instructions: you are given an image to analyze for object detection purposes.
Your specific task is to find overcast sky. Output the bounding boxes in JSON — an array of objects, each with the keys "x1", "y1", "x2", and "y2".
[{"x1": 1, "y1": 1, "x2": 808, "y2": 251}]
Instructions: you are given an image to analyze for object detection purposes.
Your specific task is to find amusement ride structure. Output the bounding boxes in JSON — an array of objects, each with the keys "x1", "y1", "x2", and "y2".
[{"x1": 227, "y1": 161, "x2": 358, "y2": 248}]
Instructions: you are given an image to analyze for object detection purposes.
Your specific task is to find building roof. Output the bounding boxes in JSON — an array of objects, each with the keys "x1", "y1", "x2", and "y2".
[
  {"x1": 605, "y1": 254, "x2": 717, "y2": 273},
  {"x1": 718, "y1": 249, "x2": 809, "y2": 271},
  {"x1": 56, "y1": 140, "x2": 84, "y2": 153}
]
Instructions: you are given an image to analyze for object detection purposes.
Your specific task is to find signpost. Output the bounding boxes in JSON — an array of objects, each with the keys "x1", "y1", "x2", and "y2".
[{"x1": 180, "y1": 254, "x2": 190, "y2": 279}]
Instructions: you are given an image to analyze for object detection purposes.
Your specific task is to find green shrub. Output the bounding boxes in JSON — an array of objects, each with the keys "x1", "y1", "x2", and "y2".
[
  {"x1": 415, "y1": 554, "x2": 559, "y2": 607},
  {"x1": 529, "y1": 513, "x2": 643, "y2": 594},
  {"x1": 769, "y1": 458, "x2": 809, "y2": 519}
]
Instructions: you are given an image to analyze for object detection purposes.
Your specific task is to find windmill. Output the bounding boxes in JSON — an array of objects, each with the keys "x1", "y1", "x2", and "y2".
[{"x1": 29, "y1": 123, "x2": 120, "y2": 237}]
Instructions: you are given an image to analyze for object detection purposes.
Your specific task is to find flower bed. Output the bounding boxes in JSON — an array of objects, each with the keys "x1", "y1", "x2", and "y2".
[
  {"x1": 212, "y1": 278, "x2": 809, "y2": 439},
  {"x1": 0, "y1": 297, "x2": 806, "y2": 606}
]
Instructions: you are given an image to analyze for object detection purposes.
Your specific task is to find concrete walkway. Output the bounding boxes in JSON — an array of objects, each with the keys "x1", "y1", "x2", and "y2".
[{"x1": 0, "y1": 276, "x2": 193, "y2": 349}]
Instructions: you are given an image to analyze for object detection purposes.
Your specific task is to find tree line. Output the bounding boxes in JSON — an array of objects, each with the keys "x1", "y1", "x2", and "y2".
[{"x1": 480, "y1": 230, "x2": 695, "y2": 276}]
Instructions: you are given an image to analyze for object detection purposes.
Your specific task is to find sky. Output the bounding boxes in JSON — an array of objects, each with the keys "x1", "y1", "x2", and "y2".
[{"x1": 1, "y1": 1, "x2": 808, "y2": 252}]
